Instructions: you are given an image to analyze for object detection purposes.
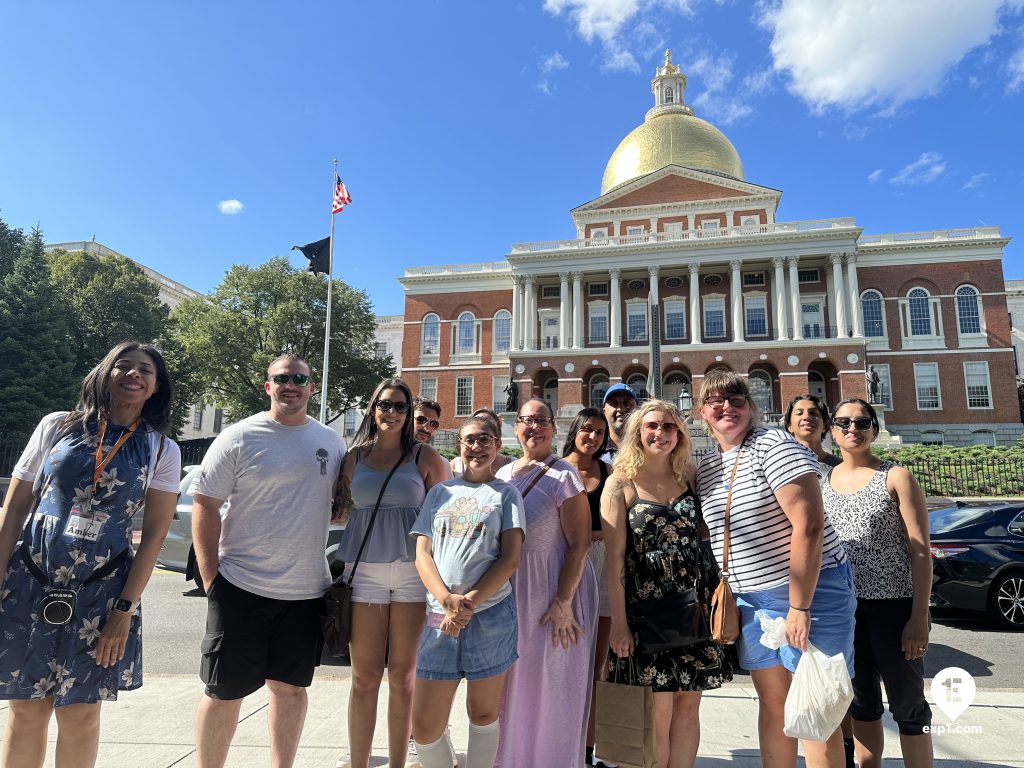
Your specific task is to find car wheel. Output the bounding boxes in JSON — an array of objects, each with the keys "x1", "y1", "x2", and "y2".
[{"x1": 989, "y1": 571, "x2": 1024, "y2": 629}]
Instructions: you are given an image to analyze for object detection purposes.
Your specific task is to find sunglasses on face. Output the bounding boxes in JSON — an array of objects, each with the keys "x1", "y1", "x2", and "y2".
[
  {"x1": 414, "y1": 415, "x2": 440, "y2": 430},
  {"x1": 517, "y1": 415, "x2": 552, "y2": 427},
  {"x1": 376, "y1": 399, "x2": 410, "y2": 414},
  {"x1": 833, "y1": 416, "x2": 874, "y2": 432},
  {"x1": 704, "y1": 395, "x2": 748, "y2": 408},
  {"x1": 270, "y1": 373, "x2": 311, "y2": 387},
  {"x1": 460, "y1": 434, "x2": 496, "y2": 448},
  {"x1": 642, "y1": 421, "x2": 678, "y2": 434}
]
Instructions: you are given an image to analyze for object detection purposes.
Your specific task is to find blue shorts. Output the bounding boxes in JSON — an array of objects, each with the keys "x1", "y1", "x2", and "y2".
[
  {"x1": 416, "y1": 593, "x2": 518, "y2": 681},
  {"x1": 735, "y1": 561, "x2": 856, "y2": 677}
]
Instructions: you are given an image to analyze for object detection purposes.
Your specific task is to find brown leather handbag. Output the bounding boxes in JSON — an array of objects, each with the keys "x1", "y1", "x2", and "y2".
[{"x1": 710, "y1": 444, "x2": 744, "y2": 644}]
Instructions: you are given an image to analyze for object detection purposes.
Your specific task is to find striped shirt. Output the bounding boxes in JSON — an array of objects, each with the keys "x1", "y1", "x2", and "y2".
[{"x1": 696, "y1": 427, "x2": 847, "y2": 593}]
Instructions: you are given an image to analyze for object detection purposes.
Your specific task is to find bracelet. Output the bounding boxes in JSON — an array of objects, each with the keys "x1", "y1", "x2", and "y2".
[{"x1": 791, "y1": 606, "x2": 811, "y2": 612}]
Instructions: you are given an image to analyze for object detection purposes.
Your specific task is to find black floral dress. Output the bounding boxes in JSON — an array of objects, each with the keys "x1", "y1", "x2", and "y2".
[{"x1": 608, "y1": 486, "x2": 732, "y2": 692}]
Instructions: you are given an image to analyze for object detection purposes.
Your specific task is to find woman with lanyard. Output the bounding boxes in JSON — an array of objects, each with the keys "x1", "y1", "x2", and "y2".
[
  {"x1": 493, "y1": 398, "x2": 598, "y2": 768},
  {"x1": 0, "y1": 341, "x2": 181, "y2": 768},
  {"x1": 695, "y1": 370, "x2": 855, "y2": 768}
]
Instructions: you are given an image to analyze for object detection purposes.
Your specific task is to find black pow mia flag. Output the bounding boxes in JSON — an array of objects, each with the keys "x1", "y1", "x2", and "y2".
[{"x1": 292, "y1": 237, "x2": 331, "y2": 276}]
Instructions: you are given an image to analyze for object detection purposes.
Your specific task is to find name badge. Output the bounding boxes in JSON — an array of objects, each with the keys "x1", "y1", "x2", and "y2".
[{"x1": 64, "y1": 502, "x2": 104, "y2": 542}]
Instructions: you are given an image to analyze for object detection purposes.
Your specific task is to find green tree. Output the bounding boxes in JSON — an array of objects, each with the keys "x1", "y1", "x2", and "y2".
[
  {"x1": 170, "y1": 257, "x2": 392, "y2": 422},
  {"x1": 0, "y1": 217, "x2": 26, "y2": 277},
  {"x1": 0, "y1": 227, "x2": 78, "y2": 434}
]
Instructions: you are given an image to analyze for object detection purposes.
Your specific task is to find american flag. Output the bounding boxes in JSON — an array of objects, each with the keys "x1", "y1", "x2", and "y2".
[{"x1": 332, "y1": 175, "x2": 352, "y2": 214}]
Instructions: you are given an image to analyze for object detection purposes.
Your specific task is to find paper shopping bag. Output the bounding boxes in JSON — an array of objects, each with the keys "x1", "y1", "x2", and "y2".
[{"x1": 594, "y1": 678, "x2": 657, "y2": 768}]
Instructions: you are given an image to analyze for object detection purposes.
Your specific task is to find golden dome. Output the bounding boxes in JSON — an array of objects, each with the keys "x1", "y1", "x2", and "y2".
[{"x1": 600, "y1": 50, "x2": 744, "y2": 195}]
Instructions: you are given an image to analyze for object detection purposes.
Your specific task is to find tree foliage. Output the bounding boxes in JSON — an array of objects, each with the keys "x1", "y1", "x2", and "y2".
[{"x1": 169, "y1": 257, "x2": 393, "y2": 422}]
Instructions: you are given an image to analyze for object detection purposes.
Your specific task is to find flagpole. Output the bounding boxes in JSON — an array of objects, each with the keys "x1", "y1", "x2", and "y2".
[{"x1": 319, "y1": 159, "x2": 338, "y2": 423}]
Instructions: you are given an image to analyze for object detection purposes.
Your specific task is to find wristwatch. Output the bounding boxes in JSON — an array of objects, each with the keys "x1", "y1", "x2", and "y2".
[{"x1": 113, "y1": 598, "x2": 133, "y2": 613}]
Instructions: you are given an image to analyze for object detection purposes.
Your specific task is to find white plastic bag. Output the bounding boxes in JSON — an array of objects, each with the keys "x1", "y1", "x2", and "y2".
[{"x1": 756, "y1": 610, "x2": 853, "y2": 742}]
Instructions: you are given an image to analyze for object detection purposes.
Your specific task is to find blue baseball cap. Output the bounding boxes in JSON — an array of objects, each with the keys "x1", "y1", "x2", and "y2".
[{"x1": 603, "y1": 383, "x2": 638, "y2": 405}]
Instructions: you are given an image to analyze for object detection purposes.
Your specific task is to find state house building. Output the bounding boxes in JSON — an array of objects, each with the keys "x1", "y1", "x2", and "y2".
[{"x1": 399, "y1": 52, "x2": 1020, "y2": 447}]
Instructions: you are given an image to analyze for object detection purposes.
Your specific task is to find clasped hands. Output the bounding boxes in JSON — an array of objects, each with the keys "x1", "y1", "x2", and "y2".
[{"x1": 440, "y1": 592, "x2": 475, "y2": 637}]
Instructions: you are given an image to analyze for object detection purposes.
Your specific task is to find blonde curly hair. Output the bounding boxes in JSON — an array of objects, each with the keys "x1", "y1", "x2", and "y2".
[{"x1": 613, "y1": 399, "x2": 695, "y2": 485}]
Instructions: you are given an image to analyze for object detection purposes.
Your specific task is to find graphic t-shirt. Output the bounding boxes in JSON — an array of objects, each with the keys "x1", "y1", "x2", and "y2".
[{"x1": 410, "y1": 478, "x2": 526, "y2": 614}]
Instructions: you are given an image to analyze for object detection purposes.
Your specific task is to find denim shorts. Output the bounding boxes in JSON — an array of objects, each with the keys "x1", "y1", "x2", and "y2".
[
  {"x1": 735, "y1": 560, "x2": 856, "y2": 676},
  {"x1": 416, "y1": 593, "x2": 518, "y2": 681},
  {"x1": 349, "y1": 560, "x2": 426, "y2": 604}
]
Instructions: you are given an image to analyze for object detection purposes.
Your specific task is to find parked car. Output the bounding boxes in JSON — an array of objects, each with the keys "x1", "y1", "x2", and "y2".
[
  {"x1": 160, "y1": 465, "x2": 346, "y2": 580},
  {"x1": 930, "y1": 502, "x2": 1024, "y2": 629}
]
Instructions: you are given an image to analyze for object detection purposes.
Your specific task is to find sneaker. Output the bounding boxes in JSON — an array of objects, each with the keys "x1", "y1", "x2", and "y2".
[
  {"x1": 594, "y1": 759, "x2": 619, "y2": 768},
  {"x1": 334, "y1": 757, "x2": 351, "y2": 768}
]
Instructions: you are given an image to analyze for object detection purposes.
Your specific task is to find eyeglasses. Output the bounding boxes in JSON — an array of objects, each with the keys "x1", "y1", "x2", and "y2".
[
  {"x1": 376, "y1": 399, "x2": 410, "y2": 414},
  {"x1": 641, "y1": 421, "x2": 678, "y2": 434},
  {"x1": 517, "y1": 415, "x2": 552, "y2": 427},
  {"x1": 270, "y1": 373, "x2": 311, "y2": 387},
  {"x1": 704, "y1": 395, "x2": 748, "y2": 409},
  {"x1": 414, "y1": 415, "x2": 440, "y2": 430},
  {"x1": 460, "y1": 434, "x2": 496, "y2": 447},
  {"x1": 833, "y1": 416, "x2": 874, "y2": 432}
]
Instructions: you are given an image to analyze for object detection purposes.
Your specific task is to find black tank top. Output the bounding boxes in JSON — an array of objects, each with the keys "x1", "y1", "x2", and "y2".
[{"x1": 586, "y1": 460, "x2": 610, "y2": 531}]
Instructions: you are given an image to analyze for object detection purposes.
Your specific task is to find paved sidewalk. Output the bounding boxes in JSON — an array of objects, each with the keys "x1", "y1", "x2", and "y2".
[{"x1": 1, "y1": 676, "x2": 1022, "y2": 767}]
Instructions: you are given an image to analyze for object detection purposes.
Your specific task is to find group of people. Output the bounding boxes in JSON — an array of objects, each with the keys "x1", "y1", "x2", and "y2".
[{"x1": 0, "y1": 340, "x2": 934, "y2": 768}]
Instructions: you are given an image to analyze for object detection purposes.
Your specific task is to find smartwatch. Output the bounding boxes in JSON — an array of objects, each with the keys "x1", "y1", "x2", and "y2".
[{"x1": 113, "y1": 598, "x2": 133, "y2": 613}]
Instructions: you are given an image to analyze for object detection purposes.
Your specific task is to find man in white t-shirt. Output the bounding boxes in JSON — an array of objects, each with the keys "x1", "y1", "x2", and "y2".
[{"x1": 190, "y1": 354, "x2": 346, "y2": 768}]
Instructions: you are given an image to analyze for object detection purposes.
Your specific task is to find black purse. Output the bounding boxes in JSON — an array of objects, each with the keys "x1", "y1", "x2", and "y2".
[{"x1": 630, "y1": 587, "x2": 711, "y2": 654}]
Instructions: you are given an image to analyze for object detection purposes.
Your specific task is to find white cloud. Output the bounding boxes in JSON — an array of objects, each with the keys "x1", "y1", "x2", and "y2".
[
  {"x1": 1009, "y1": 42, "x2": 1024, "y2": 91},
  {"x1": 867, "y1": 169, "x2": 883, "y2": 184},
  {"x1": 843, "y1": 124, "x2": 869, "y2": 141},
  {"x1": 961, "y1": 172, "x2": 991, "y2": 190},
  {"x1": 538, "y1": 51, "x2": 570, "y2": 94},
  {"x1": 742, "y1": 66, "x2": 775, "y2": 92},
  {"x1": 758, "y1": 0, "x2": 1014, "y2": 112},
  {"x1": 684, "y1": 51, "x2": 753, "y2": 124},
  {"x1": 890, "y1": 152, "x2": 946, "y2": 186},
  {"x1": 217, "y1": 199, "x2": 244, "y2": 215}
]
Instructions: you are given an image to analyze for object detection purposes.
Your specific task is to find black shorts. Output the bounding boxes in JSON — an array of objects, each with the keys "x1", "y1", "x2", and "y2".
[
  {"x1": 200, "y1": 574, "x2": 323, "y2": 700},
  {"x1": 849, "y1": 597, "x2": 932, "y2": 735}
]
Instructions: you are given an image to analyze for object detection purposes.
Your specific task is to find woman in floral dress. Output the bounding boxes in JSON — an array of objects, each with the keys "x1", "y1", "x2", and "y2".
[
  {"x1": 0, "y1": 341, "x2": 181, "y2": 768},
  {"x1": 603, "y1": 399, "x2": 731, "y2": 768}
]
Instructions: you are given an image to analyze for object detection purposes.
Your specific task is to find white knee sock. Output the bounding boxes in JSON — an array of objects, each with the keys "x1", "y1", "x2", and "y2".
[
  {"x1": 466, "y1": 719, "x2": 500, "y2": 768},
  {"x1": 414, "y1": 732, "x2": 455, "y2": 768}
]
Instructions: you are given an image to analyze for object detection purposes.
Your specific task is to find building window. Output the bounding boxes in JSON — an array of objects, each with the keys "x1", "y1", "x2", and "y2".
[
  {"x1": 664, "y1": 300, "x2": 686, "y2": 340},
  {"x1": 908, "y1": 288, "x2": 932, "y2": 336},
  {"x1": 627, "y1": 303, "x2": 648, "y2": 342},
  {"x1": 588, "y1": 282, "x2": 608, "y2": 297},
  {"x1": 664, "y1": 373, "x2": 691, "y2": 414},
  {"x1": 343, "y1": 409, "x2": 358, "y2": 434},
  {"x1": 700, "y1": 220, "x2": 720, "y2": 230},
  {"x1": 374, "y1": 341, "x2": 388, "y2": 359},
  {"x1": 420, "y1": 377, "x2": 438, "y2": 402},
  {"x1": 213, "y1": 409, "x2": 223, "y2": 433},
  {"x1": 964, "y1": 361, "x2": 992, "y2": 408},
  {"x1": 664, "y1": 223, "x2": 683, "y2": 238},
  {"x1": 455, "y1": 377, "x2": 474, "y2": 416},
  {"x1": 455, "y1": 312, "x2": 477, "y2": 355},
  {"x1": 626, "y1": 373, "x2": 650, "y2": 402},
  {"x1": 589, "y1": 374, "x2": 609, "y2": 410},
  {"x1": 664, "y1": 86, "x2": 674, "y2": 103},
  {"x1": 798, "y1": 268, "x2": 820, "y2": 283},
  {"x1": 873, "y1": 364, "x2": 893, "y2": 409},
  {"x1": 492, "y1": 375, "x2": 510, "y2": 413},
  {"x1": 591, "y1": 227, "x2": 608, "y2": 239},
  {"x1": 956, "y1": 285, "x2": 983, "y2": 335},
  {"x1": 542, "y1": 285, "x2": 560, "y2": 299},
  {"x1": 921, "y1": 430, "x2": 945, "y2": 445},
  {"x1": 748, "y1": 370, "x2": 773, "y2": 414},
  {"x1": 589, "y1": 305, "x2": 609, "y2": 344},
  {"x1": 703, "y1": 298, "x2": 726, "y2": 338},
  {"x1": 626, "y1": 279, "x2": 646, "y2": 291},
  {"x1": 192, "y1": 404, "x2": 203, "y2": 430},
  {"x1": 861, "y1": 290, "x2": 885, "y2": 338},
  {"x1": 541, "y1": 315, "x2": 560, "y2": 349},
  {"x1": 664, "y1": 276, "x2": 683, "y2": 289},
  {"x1": 971, "y1": 430, "x2": 996, "y2": 447},
  {"x1": 626, "y1": 225, "x2": 644, "y2": 236},
  {"x1": 744, "y1": 295, "x2": 768, "y2": 337},
  {"x1": 493, "y1": 310, "x2": 511, "y2": 354},
  {"x1": 914, "y1": 362, "x2": 941, "y2": 410},
  {"x1": 742, "y1": 272, "x2": 765, "y2": 287},
  {"x1": 421, "y1": 313, "x2": 440, "y2": 356},
  {"x1": 740, "y1": 215, "x2": 760, "y2": 227},
  {"x1": 802, "y1": 301, "x2": 824, "y2": 338}
]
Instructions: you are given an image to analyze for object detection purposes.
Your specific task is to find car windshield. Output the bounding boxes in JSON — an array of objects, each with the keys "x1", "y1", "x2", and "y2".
[{"x1": 930, "y1": 506, "x2": 991, "y2": 534}]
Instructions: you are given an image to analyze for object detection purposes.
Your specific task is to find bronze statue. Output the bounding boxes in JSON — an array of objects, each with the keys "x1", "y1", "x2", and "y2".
[
  {"x1": 504, "y1": 382, "x2": 518, "y2": 413},
  {"x1": 866, "y1": 366, "x2": 881, "y2": 402}
]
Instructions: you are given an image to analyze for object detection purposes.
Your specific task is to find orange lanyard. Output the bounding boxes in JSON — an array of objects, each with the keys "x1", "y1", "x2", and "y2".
[{"x1": 92, "y1": 416, "x2": 139, "y2": 496}]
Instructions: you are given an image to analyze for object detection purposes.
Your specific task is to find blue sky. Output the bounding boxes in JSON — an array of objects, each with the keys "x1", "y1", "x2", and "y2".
[{"x1": 3, "y1": 1, "x2": 1024, "y2": 316}]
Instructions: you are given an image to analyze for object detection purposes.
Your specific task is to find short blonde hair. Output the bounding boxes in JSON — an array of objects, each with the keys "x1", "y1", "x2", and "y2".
[
  {"x1": 695, "y1": 370, "x2": 763, "y2": 434},
  {"x1": 613, "y1": 399, "x2": 695, "y2": 486}
]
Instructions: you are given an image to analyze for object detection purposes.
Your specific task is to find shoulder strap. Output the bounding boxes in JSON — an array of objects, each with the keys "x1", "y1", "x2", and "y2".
[
  {"x1": 521, "y1": 455, "x2": 557, "y2": 499},
  {"x1": 345, "y1": 454, "x2": 405, "y2": 585},
  {"x1": 415, "y1": 442, "x2": 424, "y2": 466},
  {"x1": 720, "y1": 443, "x2": 745, "y2": 579}
]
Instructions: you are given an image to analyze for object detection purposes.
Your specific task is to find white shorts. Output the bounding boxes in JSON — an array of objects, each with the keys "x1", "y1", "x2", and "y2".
[
  {"x1": 587, "y1": 539, "x2": 612, "y2": 618},
  {"x1": 349, "y1": 560, "x2": 426, "y2": 604}
]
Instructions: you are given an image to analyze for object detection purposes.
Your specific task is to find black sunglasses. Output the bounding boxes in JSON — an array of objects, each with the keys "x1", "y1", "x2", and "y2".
[
  {"x1": 415, "y1": 415, "x2": 440, "y2": 430},
  {"x1": 270, "y1": 373, "x2": 311, "y2": 387},
  {"x1": 376, "y1": 399, "x2": 410, "y2": 414},
  {"x1": 833, "y1": 416, "x2": 874, "y2": 432}
]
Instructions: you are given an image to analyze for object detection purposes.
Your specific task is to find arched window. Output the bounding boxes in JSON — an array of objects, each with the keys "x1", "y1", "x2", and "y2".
[
  {"x1": 748, "y1": 370, "x2": 773, "y2": 414},
  {"x1": 626, "y1": 373, "x2": 650, "y2": 403},
  {"x1": 493, "y1": 310, "x2": 511, "y2": 353},
  {"x1": 956, "y1": 285, "x2": 982, "y2": 335},
  {"x1": 664, "y1": 373, "x2": 692, "y2": 415},
  {"x1": 861, "y1": 290, "x2": 885, "y2": 338},
  {"x1": 421, "y1": 313, "x2": 440, "y2": 356},
  {"x1": 971, "y1": 430, "x2": 996, "y2": 447},
  {"x1": 457, "y1": 311, "x2": 476, "y2": 355},
  {"x1": 589, "y1": 374, "x2": 609, "y2": 410},
  {"x1": 908, "y1": 288, "x2": 932, "y2": 336},
  {"x1": 664, "y1": 86, "x2": 674, "y2": 103}
]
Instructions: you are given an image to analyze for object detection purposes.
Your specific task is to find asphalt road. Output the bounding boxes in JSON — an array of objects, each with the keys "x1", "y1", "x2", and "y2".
[{"x1": 139, "y1": 566, "x2": 1020, "y2": 689}]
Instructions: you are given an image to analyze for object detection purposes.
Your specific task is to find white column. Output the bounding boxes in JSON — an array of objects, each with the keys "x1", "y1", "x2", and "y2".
[
  {"x1": 559, "y1": 271, "x2": 570, "y2": 350},
  {"x1": 511, "y1": 274, "x2": 522, "y2": 350},
  {"x1": 788, "y1": 256, "x2": 803, "y2": 341},
  {"x1": 689, "y1": 263, "x2": 702, "y2": 344},
  {"x1": 610, "y1": 268, "x2": 622, "y2": 348},
  {"x1": 830, "y1": 254, "x2": 848, "y2": 339},
  {"x1": 649, "y1": 265, "x2": 660, "y2": 346},
  {"x1": 845, "y1": 252, "x2": 864, "y2": 338},
  {"x1": 523, "y1": 275, "x2": 536, "y2": 351},
  {"x1": 730, "y1": 259, "x2": 744, "y2": 343},
  {"x1": 572, "y1": 271, "x2": 583, "y2": 349},
  {"x1": 772, "y1": 257, "x2": 788, "y2": 341}
]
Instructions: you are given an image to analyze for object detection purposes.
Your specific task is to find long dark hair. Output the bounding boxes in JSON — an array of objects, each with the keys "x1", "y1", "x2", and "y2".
[
  {"x1": 351, "y1": 378, "x2": 417, "y2": 457},
  {"x1": 561, "y1": 407, "x2": 609, "y2": 457},
  {"x1": 66, "y1": 341, "x2": 173, "y2": 435},
  {"x1": 831, "y1": 397, "x2": 880, "y2": 438}
]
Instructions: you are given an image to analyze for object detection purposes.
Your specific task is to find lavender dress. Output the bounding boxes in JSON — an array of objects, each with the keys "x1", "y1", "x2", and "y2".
[{"x1": 494, "y1": 458, "x2": 599, "y2": 768}]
